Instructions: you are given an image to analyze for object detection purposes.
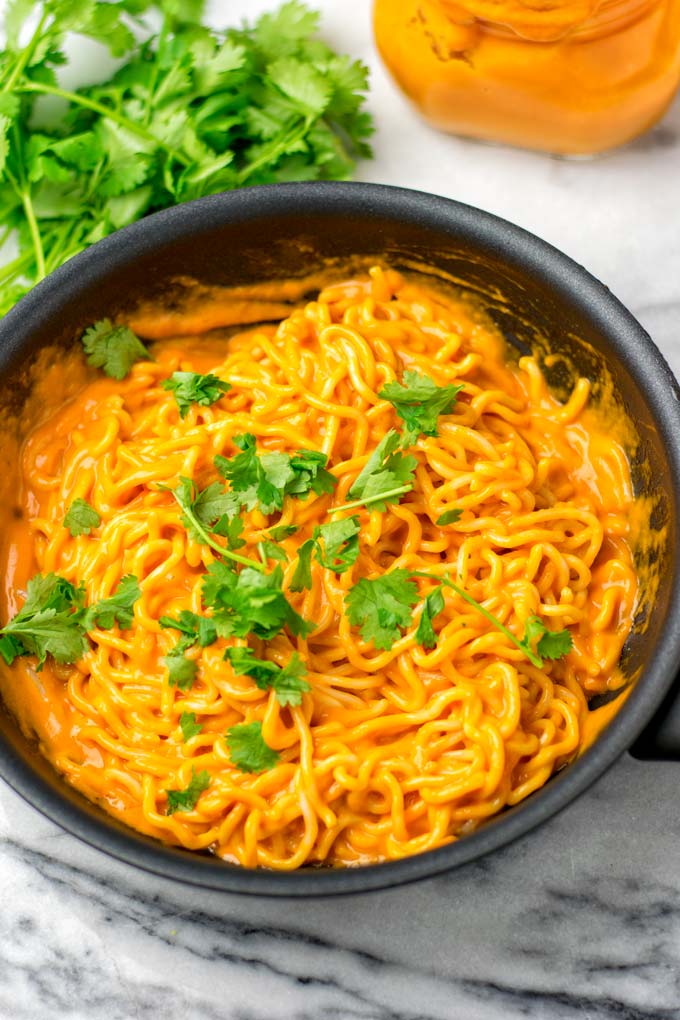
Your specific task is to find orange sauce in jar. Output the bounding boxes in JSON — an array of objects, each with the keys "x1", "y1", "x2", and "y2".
[{"x1": 373, "y1": 0, "x2": 680, "y2": 154}]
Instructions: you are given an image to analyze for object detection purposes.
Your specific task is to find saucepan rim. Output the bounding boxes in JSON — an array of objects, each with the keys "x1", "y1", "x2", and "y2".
[{"x1": 0, "y1": 181, "x2": 678, "y2": 897}]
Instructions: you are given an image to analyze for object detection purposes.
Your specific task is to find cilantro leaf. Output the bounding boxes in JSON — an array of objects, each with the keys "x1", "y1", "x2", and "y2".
[
  {"x1": 161, "y1": 371, "x2": 231, "y2": 419},
  {"x1": 314, "y1": 516, "x2": 360, "y2": 573},
  {"x1": 226, "y1": 720, "x2": 280, "y2": 773},
  {"x1": 63, "y1": 497, "x2": 101, "y2": 537},
  {"x1": 215, "y1": 438, "x2": 336, "y2": 516},
  {"x1": 345, "y1": 570, "x2": 420, "y2": 650},
  {"x1": 159, "y1": 609, "x2": 217, "y2": 647},
  {"x1": 290, "y1": 538, "x2": 315, "y2": 593},
  {"x1": 436, "y1": 509, "x2": 463, "y2": 526},
  {"x1": 179, "y1": 711, "x2": 202, "y2": 742},
  {"x1": 202, "y1": 563, "x2": 313, "y2": 640},
  {"x1": 225, "y1": 647, "x2": 311, "y2": 706},
  {"x1": 212, "y1": 513, "x2": 245, "y2": 549},
  {"x1": 165, "y1": 766, "x2": 210, "y2": 815},
  {"x1": 80, "y1": 319, "x2": 150, "y2": 380},
  {"x1": 0, "y1": 572, "x2": 89, "y2": 668},
  {"x1": 345, "y1": 430, "x2": 417, "y2": 512},
  {"x1": 521, "y1": 616, "x2": 574, "y2": 663},
  {"x1": 82, "y1": 574, "x2": 140, "y2": 631},
  {"x1": 379, "y1": 372, "x2": 463, "y2": 447},
  {"x1": 163, "y1": 638, "x2": 198, "y2": 690},
  {"x1": 192, "y1": 482, "x2": 240, "y2": 531},
  {"x1": 269, "y1": 524, "x2": 298, "y2": 541},
  {"x1": 160, "y1": 476, "x2": 260, "y2": 571},
  {"x1": 415, "y1": 586, "x2": 446, "y2": 651},
  {"x1": 288, "y1": 449, "x2": 336, "y2": 497}
]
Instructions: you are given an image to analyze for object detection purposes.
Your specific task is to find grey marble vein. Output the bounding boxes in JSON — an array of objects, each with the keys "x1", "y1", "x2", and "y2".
[{"x1": 1, "y1": 1, "x2": 680, "y2": 1018}]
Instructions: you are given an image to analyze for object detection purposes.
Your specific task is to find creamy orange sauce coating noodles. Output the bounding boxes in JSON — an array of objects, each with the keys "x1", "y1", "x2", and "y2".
[{"x1": 0, "y1": 268, "x2": 638, "y2": 869}]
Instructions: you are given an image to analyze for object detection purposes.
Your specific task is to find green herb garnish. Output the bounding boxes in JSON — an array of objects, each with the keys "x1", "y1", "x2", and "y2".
[
  {"x1": 0, "y1": 571, "x2": 141, "y2": 668},
  {"x1": 81, "y1": 320, "x2": 150, "y2": 380},
  {"x1": 0, "y1": 573, "x2": 88, "y2": 668},
  {"x1": 345, "y1": 569, "x2": 420, "y2": 650},
  {"x1": 225, "y1": 647, "x2": 310, "y2": 706},
  {"x1": 160, "y1": 477, "x2": 261, "y2": 571},
  {"x1": 436, "y1": 509, "x2": 463, "y2": 526},
  {"x1": 202, "y1": 562, "x2": 313, "y2": 640},
  {"x1": 159, "y1": 610, "x2": 217, "y2": 648},
  {"x1": 82, "y1": 574, "x2": 140, "y2": 631},
  {"x1": 226, "y1": 721, "x2": 280, "y2": 774},
  {"x1": 161, "y1": 372, "x2": 231, "y2": 419},
  {"x1": 215, "y1": 435, "x2": 336, "y2": 515},
  {"x1": 166, "y1": 767, "x2": 210, "y2": 815},
  {"x1": 179, "y1": 711, "x2": 203, "y2": 742},
  {"x1": 334, "y1": 430, "x2": 417, "y2": 513},
  {"x1": 63, "y1": 498, "x2": 101, "y2": 537},
  {"x1": 379, "y1": 371, "x2": 463, "y2": 447},
  {"x1": 163, "y1": 638, "x2": 198, "y2": 691}
]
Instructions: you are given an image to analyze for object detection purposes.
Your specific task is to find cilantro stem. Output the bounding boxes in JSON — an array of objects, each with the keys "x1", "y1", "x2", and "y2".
[
  {"x1": 17, "y1": 82, "x2": 191, "y2": 166},
  {"x1": 19, "y1": 189, "x2": 46, "y2": 281},
  {"x1": 165, "y1": 488, "x2": 264, "y2": 573},
  {"x1": 410, "y1": 571, "x2": 543, "y2": 668},
  {"x1": 1, "y1": 11, "x2": 49, "y2": 94},
  {"x1": 331, "y1": 485, "x2": 412, "y2": 514},
  {"x1": 6, "y1": 130, "x2": 46, "y2": 281}
]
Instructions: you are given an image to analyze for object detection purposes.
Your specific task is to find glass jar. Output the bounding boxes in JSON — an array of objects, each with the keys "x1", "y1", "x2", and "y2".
[{"x1": 373, "y1": 0, "x2": 680, "y2": 155}]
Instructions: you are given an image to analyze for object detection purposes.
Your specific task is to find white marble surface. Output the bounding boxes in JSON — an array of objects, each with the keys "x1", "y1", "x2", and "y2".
[{"x1": 2, "y1": 2, "x2": 680, "y2": 1018}]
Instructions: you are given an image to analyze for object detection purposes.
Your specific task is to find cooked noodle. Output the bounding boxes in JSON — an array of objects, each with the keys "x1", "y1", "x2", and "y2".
[{"x1": 0, "y1": 267, "x2": 638, "y2": 868}]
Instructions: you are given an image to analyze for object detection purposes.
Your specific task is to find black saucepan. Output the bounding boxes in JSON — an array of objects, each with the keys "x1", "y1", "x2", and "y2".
[{"x1": 0, "y1": 182, "x2": 679, "y2": 897}]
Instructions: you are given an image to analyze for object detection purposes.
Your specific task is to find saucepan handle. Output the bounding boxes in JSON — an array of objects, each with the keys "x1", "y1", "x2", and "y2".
[{"x1": 630, "y1": 678, "x2": 680, "y2": 760}]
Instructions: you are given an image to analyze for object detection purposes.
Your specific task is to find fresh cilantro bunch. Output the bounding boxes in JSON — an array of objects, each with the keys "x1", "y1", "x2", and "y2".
[{"x1": 0, "y1": 0, "x2": 373, "y2": 315}]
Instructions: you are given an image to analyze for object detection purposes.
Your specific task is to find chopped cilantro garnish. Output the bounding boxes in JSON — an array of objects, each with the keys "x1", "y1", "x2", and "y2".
[
  {"x1": 0, "y1": 572, "x2": 142, "y2": 669},
  {"x1": 313, "y1": 516, "x2": 360, "y2": 572},
  {"x1": 165, "y1": 767, "x2": 210, "y2": 815},
  {"x1": 226, "y1": 647, "x2": 311, "y2": 706},
  {"x1": 290, "y1": 539, "x2": 315, "y2": 593},
  {"x1": 0, "y1": 573, "x2": 89, "y2": 668},
  {"x1": 63, "y1": 498, "x2": 101, "y2": 537},
  {"x1": 379, "y1": 371, "x2": 463, "y2": 447},
  {"x1": 338, "y1": 430, "x2": 417, "y2": 513},
  {"x1": 202, "y1": 562, "x2": 313, "y2": 640},
  {"x1": 345, "y1": 569, "x2": 420, "y2": 650},
  {"x1": 436, "y1": 509, "x2": 463, "y2": 526},
  {"x1": 163, "y1": 638, "x2": 198, "y2": 690},
  {"x1": 215, "y1": 435, "x2": 336, "y2": 515},
  {"x1": 226, "y1": 721, "x2": 280, "y2": 774},
  {"x1": 161, "y1": 372, "x2": 230, "y2": 419},
  {"x1": 179, "y1": 711, "x2": 203, "y2": 742},
  {"x1": 80, "y1": 319, "x2": 150, "y2": 380},
  {"x1": 521, "y1": 616, "x2": 574, "y2": 663},
  {"x1": 160, "y1": 477, "x2": 262, "y2": 571},
  {"x1": 409, "y1": 570, "x2": 573, "y2": 667},
  {"x1": 269, "y1": 524, "x2": 299, "y2": 541},
  {"x1": 82, "y1": 575, "x2": 140, "y2": 631},
  {"x1": 415, "y1": 586, "x2": 446, "y2": 651},
  {"x1": 159, "y1": 610, "x2": 217, "y2": 648}
]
